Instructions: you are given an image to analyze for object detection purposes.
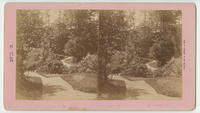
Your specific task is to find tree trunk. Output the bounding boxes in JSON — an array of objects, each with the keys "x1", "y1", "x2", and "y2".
[{"x1": 97, "y1": 11, "x2": 108, "y2": 96}]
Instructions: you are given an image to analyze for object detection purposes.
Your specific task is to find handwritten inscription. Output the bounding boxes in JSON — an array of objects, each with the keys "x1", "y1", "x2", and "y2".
[
  {"x1": 183, "y1": 40, "x2": 185, "y2": 70},
  {"x1": 9, "y1": 44, "x2": 14, "y2": 63}
]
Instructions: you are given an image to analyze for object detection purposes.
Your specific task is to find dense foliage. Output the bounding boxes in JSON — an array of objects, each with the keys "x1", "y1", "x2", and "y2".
[{"x1": 16, "y1": 10, "x2": 182, "y2": 95}]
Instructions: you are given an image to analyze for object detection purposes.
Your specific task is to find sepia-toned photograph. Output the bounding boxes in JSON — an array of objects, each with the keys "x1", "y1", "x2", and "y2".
[{"x1": 16, "y1": 9, "x2": 182, "y2": 100}]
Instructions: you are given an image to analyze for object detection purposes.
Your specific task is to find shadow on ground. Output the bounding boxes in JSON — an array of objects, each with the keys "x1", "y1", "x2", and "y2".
[{"x1": 127, "y1": 89, "x2": 149, "y2": 97}]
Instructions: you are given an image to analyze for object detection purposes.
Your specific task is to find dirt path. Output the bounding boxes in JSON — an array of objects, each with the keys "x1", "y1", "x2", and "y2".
[
  {"x1": 112, "y1": 75, "x2": 180, "y2": 100},
  {"x1": 25, "y1": 72, "x2": 97, "y2": 100},
  {"x1": 25, "y1": 72, "x2": 179, "y2": 100}
]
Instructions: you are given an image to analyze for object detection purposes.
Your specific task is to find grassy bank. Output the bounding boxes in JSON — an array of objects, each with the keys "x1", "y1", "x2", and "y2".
[
  {"x1": 145, "y1": 77, "x2": 182, "y2": 97},
  {"x1": 61, "y1": 73, "x2": 98, "y2": 93}
]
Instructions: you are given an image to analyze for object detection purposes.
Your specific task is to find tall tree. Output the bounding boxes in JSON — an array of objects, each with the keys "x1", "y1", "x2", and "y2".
[
  {"x1": 150, "y1": 10, "x2": 182, "y2": 65},
  {"x1": 97, "y1": 10, "x2": 128, "y2": 94},
  {"x1": 16, "y1": 10, "x2": 44, "y2": 78},
  {"x1": 64, "y1": 10, "x2": 99, "y2": 61}
]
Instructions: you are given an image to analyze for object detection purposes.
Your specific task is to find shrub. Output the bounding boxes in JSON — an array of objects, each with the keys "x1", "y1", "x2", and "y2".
[
  {"x1": 36, "y1": 64, "x2": 48, "y2": 73},
  {"x1": 135, "y1": 63, "x2": 153, "y2": 77},
  {"x1": 77, "y1": 53, "x2": 98, "y2": 73},
  {"x1": 109, "y1": 51, "x2": 127, "y2": 74},
  {"x1": 135, "y1": 64, "x2": 148, "y2": 77},
  {"x1": 64, "y1": 37, "x2": 93, "y2": 62},
  {"x1": 150, "y1": 39, "x2": 175, "y2": 66},
  {"x1": 62, "y1": 66, "x2": 69, "y2": 74},
  {"x1": 67, "y1": 65, "x2": 79, "y2": 74},
  {"x1": 24, "y1": 48, "x2": 43, "y2": 71},
  {"x1": 47, "y1": 60, "x2": 64, "y2": 74},
  {"x1": 37, "y1": 60, "x2": 65, "y2": 74},
  {"x1": 122, "y1": 62, "x2": 153, "y2": 78}
]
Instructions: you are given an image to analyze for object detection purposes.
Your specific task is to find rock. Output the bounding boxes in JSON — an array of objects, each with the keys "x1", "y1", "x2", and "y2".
[
  {"x1": 146, "y1": 60, "x2": 158, "y2": 72},
  {"x1": 61, "y1": 57, "x2": 74, "y2": 68},
  {"x1": 85, "y1": 68, "x2": 93, "y2": 73},
  {"x1": 26, "y1": 76, "x2": 42, "y2": 84},
  {"x1": 25, "y1": 76, "x2": 43, "y2": 93}
]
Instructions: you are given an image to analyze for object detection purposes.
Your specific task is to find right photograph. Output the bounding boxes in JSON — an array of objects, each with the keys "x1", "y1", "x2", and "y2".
[{"x1": 16, "y1": 10, "x2": 182, "y2": 100}]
